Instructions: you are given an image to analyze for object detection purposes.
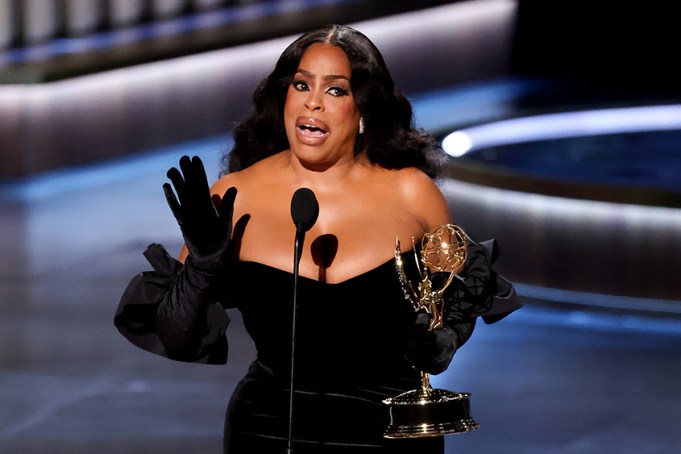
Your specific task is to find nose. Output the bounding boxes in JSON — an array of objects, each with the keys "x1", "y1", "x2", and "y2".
[{"x1": 304, "y1": 90, "x2": 324, "y2": 111}]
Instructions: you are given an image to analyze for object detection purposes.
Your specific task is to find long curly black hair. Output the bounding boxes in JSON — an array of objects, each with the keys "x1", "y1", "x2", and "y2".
[{"x1": 222, "y1": 24, "x2": 446, "y2": 178}]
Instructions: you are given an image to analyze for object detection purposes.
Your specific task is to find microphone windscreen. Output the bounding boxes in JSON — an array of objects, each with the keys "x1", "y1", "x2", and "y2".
[{"x1": 291, "y1": 188, "x2": 319, "y2": 232}]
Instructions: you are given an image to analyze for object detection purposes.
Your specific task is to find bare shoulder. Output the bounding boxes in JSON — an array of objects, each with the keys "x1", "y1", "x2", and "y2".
[
  {"x1": 393, "y1": 167, "x2": 442, "y2": 196},
  {"x1": 210, "y1": 171, "x2": 238, "y2": 196},
  {"x1": 210, "y1": 152, "x2": 285, "y2": 196},
  {"x1": 390, "y1": 167, "x2": 451, "y2": 228}
]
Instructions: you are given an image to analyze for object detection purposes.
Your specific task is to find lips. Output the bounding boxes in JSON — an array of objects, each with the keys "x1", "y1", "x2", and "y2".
[{"x1": 296, "y1": 117, "x2": 329, "y2": 144}]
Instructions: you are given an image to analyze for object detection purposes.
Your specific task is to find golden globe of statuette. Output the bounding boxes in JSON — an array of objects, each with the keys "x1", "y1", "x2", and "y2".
[
  {"x1": 384, "y1": 224, "x2": 479, "y2": 438},
  {"x1": 421, "y1": 224, "x2": 467, "y2": 274}
]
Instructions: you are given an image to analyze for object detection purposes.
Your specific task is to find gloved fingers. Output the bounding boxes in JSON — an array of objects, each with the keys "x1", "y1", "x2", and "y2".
[
  {"x1": 170, "y1": 156, "x2": 219, "y2": 214},
  {"x1": 166, "y1": 166, "x2": 187, "y2": 204},
  {"x1": 180, "y1": 156, "x2": 200, "y2": 201},
  {"x1": 186, "y1": 157, "x2": 218, "y2": 215},
  {"x1": 410, "y1": 312, "x2": 436, "y2": 351},
  {"x1": 217, "y1": 187, "x2": 237, "y2": 231},
  {"x1": 414, "y1": 311, "x2": 431, "y2": 331},
  {"x1": 405, "y1": 326, "x2": 457, "y2": 375},
  {"x1": 177, "y1": 155, "x2": 193, "y2": 179},
  {"x1": 188, "y1": 156, "x2": 210, "y2": 194},
  {"x1": 163, "y1": 183, "x2": 182, "y2": 220}
]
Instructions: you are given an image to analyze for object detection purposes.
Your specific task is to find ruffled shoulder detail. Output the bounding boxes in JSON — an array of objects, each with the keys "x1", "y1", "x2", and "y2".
[
  {"x1": 442, "y1": 238, "x2": 522, "y2": 324},
  {"x1": 113, "y1": 243, "x2": 229, "y2": 364}
]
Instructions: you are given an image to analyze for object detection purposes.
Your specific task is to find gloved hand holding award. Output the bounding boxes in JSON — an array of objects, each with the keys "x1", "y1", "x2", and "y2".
[{"x1": 383, "y1": 224, "x2": 480, "y2": 438}]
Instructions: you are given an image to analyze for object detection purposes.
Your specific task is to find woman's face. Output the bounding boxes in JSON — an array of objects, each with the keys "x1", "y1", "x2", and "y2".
[{"x1": 284, "y1": 42, "x2": 361, "y2": 169}]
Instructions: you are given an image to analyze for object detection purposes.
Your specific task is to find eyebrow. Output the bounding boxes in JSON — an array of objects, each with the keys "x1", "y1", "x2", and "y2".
[{"x1": 296, "y1": 68, "x2": 350, "y2": 82}]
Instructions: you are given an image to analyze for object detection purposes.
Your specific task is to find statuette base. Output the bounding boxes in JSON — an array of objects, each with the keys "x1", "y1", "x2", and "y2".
[{"x1": 383, "y1": 387, "x2": 479, "y2": 438}]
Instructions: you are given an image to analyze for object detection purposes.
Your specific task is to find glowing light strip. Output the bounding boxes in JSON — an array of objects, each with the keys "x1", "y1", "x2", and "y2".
[
  {"x1": 442, "y1": 105, "x2": 681, "y2": 157},
  {"x1": 514, "y1": 283, "x2": 681, "y2": 316},
  {"x1": 0, "y1": 136, "x2": 230, "y2": 201},
  {"x1": 0, "y1": 0, "x2": 358, "y2": 66}
]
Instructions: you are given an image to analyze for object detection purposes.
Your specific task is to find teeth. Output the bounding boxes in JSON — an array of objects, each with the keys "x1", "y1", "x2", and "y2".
[{"x1": 300, "y1": 124, "x2": 323, "y2": 132}]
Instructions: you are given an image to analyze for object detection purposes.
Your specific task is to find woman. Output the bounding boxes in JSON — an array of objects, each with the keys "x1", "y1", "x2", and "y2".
[{"x1": 115, "y1": 24, "x2": 521, "y2": 453}]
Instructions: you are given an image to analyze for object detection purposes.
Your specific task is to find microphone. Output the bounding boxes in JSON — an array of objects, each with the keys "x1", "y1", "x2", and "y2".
[
  {"x1": 290, "y1": 187, "x2": 319, "y2": 264},
  {"x1": 287, "y1": 188, "x2": 318, "y2": 453}
]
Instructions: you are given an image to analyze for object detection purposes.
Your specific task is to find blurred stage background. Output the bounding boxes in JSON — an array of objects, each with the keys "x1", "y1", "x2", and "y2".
[{"x1": 1, "y1": 1, "x2": 680, "y2": 453}]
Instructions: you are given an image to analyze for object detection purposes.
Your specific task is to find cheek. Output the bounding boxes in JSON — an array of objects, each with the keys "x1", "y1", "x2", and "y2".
[
  {"x1": 283, "y1": 88, "x2": 294, "y2": 113},
  {"x1": 341, "y1": 105, "x2": 360, "y2": 128},
  {"x1": 283, "y1": 90, "x2": 298, "y2": 124},
  {"x1": 334, "y1": 98, "x2": 359, "y2": 121}
]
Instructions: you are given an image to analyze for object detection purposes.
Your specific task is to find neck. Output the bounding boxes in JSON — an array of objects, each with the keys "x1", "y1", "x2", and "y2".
[{"x1": 286, "y1": 150, "x2": 368, "y2": 189}]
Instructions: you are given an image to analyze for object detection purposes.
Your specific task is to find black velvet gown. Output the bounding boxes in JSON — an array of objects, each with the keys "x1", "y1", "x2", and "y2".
[
  {"x1": 223, "y1": 258, "x2": 442, "y2": 453},
  {"x1": 114, "y1": 241, "x2": 521, "y2": 453}
]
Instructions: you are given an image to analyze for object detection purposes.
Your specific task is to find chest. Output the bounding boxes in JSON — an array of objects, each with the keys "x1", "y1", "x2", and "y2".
[{"x1": 233, "y1": 193, "x2": 424, "y2": 282}]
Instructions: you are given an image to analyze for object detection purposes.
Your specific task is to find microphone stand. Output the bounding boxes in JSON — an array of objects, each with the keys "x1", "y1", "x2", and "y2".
[
  {"x1": 287, "y1": 229, "x2": 304, "y2": 454},
  {"x1": 287, "y1": 187, "x2": 318, "y2": 453}
]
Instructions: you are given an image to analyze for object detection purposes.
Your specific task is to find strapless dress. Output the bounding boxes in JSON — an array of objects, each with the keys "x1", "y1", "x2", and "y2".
[
  {"x1": 114, "y1": 240, "x2": 521, "y2": 453},
  {"x1": 222, "y1": 259, "x2": 443, "y2": 453}
]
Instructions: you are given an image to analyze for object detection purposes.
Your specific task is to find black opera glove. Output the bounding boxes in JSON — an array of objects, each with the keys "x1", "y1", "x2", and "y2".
[
  {"x1": 163, "y1": 155, "x2": 237, "y2": 263},
  {"x1": 405, "y1": 310, "x2": 476, "y2": 376},
  {"x1": 114, "y1": 243, "x2": 231, "y2": 364},
  {"x1": 154, "y1": 155, "x2": 237, "y2": 359},
  {"x1": 156, "y1": 256, "x2": 225, "y2": 358}
]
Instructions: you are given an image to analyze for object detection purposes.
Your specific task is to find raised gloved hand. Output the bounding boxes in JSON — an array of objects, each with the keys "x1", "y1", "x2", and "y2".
[
  {"x1": 405, "y1": 310, "x2": 475, "y2": 375},
  {"x1": 150, "y1": 156, "x2": 237, "y2": 358},
  {"x1": 163, "y1": 155, "x2": 237, "y2": 263}
]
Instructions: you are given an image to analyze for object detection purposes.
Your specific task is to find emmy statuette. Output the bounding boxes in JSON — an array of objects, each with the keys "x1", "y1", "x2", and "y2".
[{"x1": 383, "y1": 224, "x2": 480, "y2": 438}]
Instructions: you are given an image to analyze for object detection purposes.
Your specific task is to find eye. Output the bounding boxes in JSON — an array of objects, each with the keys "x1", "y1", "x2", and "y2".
[
  {"x1": 327, "y1": 86, "x2": 349, "y2": 97},
  {"x1": 292, "y1": 80, "x2": 309, "y2": 91}
]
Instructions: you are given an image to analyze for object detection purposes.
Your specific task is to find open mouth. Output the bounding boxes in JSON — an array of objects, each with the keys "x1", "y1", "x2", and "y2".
[
  {"x1": 298, "y1": 123, "x2": 328, "y2": 137},
  {"x1": 296, "y1": 117, "x2": 329, "y2": 141}
]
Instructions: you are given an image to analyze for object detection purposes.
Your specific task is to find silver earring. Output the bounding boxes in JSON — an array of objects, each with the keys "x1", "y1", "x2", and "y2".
[{"x1": 359, "y1": 117, "x2": 365, "y2": 134}]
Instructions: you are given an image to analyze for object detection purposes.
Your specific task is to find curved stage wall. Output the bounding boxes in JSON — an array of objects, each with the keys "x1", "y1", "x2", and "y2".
[
  {"x1": 0, "y1": 0, "x2": 517, "y2": 178},
  {"x1": 440, "y1": 175, "x2": 681, "y2": 316},
  {"x1": 438, "y1": 108, "x2": 681, "y2": 316}
]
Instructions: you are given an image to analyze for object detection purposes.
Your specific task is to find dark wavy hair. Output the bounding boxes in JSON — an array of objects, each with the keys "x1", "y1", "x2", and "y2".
[{"x1": 222, "y1": 24, "x2": 446, "y2": 178}]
